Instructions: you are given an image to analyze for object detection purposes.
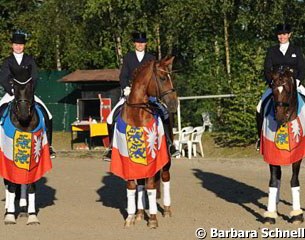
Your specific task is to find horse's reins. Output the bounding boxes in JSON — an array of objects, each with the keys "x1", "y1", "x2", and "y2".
[{"x1": 126, "y1": 62, "x2": 176, "y2": 112}]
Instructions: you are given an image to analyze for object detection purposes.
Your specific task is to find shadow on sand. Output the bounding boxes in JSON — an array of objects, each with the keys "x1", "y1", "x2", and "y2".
[
  {"x1": 192, "y1": 169, "x2": 285, "y2": 223},
  {"x1": 35, "y1": 177, "x2": 57, "y2": 213},
  {"x1": 96, "y1": 173, "x2": 127, "y2": 219}
]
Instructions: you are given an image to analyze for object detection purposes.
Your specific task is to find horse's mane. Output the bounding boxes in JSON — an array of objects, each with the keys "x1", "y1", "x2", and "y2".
[{"x1": 132, "y1": 60, "x2": 155, "y2": 81}]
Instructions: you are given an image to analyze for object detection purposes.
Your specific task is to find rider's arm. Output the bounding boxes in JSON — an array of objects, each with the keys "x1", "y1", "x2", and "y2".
[
  {"x1": 296, "y1": 47, "x2": 305, "y2": 85},
  {"x1": 264, "y1": 47, "x2": 273, "y2": 85},
  {"x1": 0, "y1": 59, "x2": 14, "y2": 95},
  {"x1": 119, "y1": 55, "x2": 131, "y2": 90}
]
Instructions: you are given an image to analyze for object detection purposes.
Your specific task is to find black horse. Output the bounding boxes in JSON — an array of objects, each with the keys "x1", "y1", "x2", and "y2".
[
  {"x1": 262, "y1": 67, "x2": 304, "y2": 225},
  {"x1": 2, "y1": 65, "x2": 52, "y2": 225}
]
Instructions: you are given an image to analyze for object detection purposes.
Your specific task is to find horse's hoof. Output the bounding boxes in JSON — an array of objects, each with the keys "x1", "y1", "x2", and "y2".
[
  {"x1": 291, "y1": 214, "x2": 304, "y2": 225},
  {"x1": 124, "y1": 215, "x2": 135, "y2": 227},
  {"x1": 4, "y1": 214, "x2": 16, "y2": 225},
  {"x1": 19, "y1": 207, "x2": 28, "y2": 218},
  {"x1": 263, "y1": 217, "x2": 276, "y2": 225},
  {"x1": 163, "y1": 206, "x2": 172, "y2": 218},
  {"x1": 135, "y1": 210, "x2": 144, "y2": 221},
  {"x1": 27, "y1": 214, "x2": 40, "y2": 225},
  {"x1": 147, "y1": 218, "x2": 158, "y2": 229}
]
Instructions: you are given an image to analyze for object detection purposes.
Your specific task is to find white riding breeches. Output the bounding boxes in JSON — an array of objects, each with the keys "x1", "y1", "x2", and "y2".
[
  {"x1": 106, "y1": 97, "x2": 126, "y2": 124},
  {"x1": 256, "y1": 85, "x2": 305, "y2": 113},
  {"x1": 0, "y1": 93, "x2": 52, "y2": 119}
]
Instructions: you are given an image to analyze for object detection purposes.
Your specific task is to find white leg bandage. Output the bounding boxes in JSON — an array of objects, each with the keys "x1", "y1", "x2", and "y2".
[
  {"x1": 267, "y1": 187, "x2": 278, "y2": 212},
  {"x1": 291, "y1": 187, "x2": 301, "y2": 211},
  {"x1": 5, "y1": 185, "x2": 9, "y2": 210},
  {"x1": 162, "y1": 181, "x2": 171, "y2": 207},
  {"x1": 20, "y1": 184, "x2": 27, "y2": 207},
  {"x1": 147, "y1": 189, "x2": 157, "y2": 215},
  {"x1": 28, "y1": 193, "x2": 36, "y2": 214},
  {"x1": 7, "y1": 192, "x2": 16, "y2": 213},
  {"x1": 127, "y1": 189, "x2": 136, "y2": 215},
  {"x1": 137, "y1": 185, "x2": 146, "y2": 210}
]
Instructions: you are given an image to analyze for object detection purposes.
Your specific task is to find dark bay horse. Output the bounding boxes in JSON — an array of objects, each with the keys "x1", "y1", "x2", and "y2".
[
  {"x1": 1, "y1": 65, "x2": 52, "y2": 225},
  {"x1": 261, "y1": 67, "x2": 304, "y2": 224},
  {"x1": 111, "y1": 56, "x2": 177, "y2": 228}
]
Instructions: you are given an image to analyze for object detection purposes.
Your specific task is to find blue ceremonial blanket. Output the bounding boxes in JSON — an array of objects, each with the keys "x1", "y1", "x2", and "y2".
[
  {"x1": 0, "y1": 104, "x2": 52, "y2": 184},
  {"x1": 261, "y1": 92, "x2": 305, "y2": 165}
]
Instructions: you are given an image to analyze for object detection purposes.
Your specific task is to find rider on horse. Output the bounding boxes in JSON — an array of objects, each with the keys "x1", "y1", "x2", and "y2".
[
  {"x1": 105, "y1": 31, "x2": 179, "y2": 160},
  {"x1": 0, "y1": 32, "x2": 56, "y2": 158},
  {"x1": 256, "y1": 23, "x2": 305, "y2": 150}
]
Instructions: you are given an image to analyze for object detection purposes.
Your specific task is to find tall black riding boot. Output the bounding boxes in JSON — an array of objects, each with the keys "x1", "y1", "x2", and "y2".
[
  {"x1": 163, "y1": 117, "x2": 179, "y2": 157},
  {"x1": 256, "y1": 111, "x2": 263, "y2": 151},
  {"x1": 104, "y1": 123, "x2": 114, "y2": 161},
  {"x1": 45, "y1": 118, "x2": 56, "y2": 158}
]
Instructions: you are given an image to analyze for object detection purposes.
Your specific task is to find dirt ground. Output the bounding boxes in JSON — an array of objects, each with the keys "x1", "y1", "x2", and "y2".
[{"x1": 1, "y1": 133, "x2": 305, "y2": 240}]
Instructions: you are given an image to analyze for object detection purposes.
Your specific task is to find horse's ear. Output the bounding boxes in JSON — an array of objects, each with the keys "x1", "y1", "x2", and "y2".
[{"x1": 163, "y1": 56, "x2": 175, "y2": 71}]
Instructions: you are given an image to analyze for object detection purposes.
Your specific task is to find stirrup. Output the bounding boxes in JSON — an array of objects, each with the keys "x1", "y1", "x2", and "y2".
[
  {"x1": 169, "y1": 145, "x2": 179, "y2": 157},
  {"x1": 49, "y1": 146, "x2": 56, "y2": 159},
  {"x1": 255, "y1": 139, "x2": 260, "y2": 151},
  {"x1": 103, "y1": 149, "x2": 112, "y2": 162}
]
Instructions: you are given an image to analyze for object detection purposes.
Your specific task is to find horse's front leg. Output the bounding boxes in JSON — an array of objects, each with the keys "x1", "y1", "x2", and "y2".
[
  {"x1": 146, "y1": 177, "x2": 158, "y2": 228},
  {"x1": 162, "y1": 161, "x2": 172, "y2": 217},
  {"x1": 290, "y1": 160, "x2": 304, "y2": 224},
  {"x1": 264, "y1": 165, "x2": 281, "y2": 225},
  {"x1": 4, "y1": 181, "x2": 17, "y2": 224},
  {"x1": 26, "y1": 183, "x2": 40, "y2": 225},
  {"x1": 124, "y1": 180, "x2": 137, "y2": 227},
  {"x1": 135, "y1": 178, "x2": 146, "y2": 221}
]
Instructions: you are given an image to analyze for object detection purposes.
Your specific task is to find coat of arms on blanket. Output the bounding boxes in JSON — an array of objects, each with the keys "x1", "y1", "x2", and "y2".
[
  {"x1": 260, "y1": 93, "x2": 305, "y2": 165},
  {"x1": 110, "y1": 115, "x2": 169, "y2": 180}
]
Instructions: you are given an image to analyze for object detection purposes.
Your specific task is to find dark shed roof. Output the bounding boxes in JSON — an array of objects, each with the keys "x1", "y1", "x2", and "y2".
[{"x1": 59, "y1": 69, "x2": 120, "y2": 83}]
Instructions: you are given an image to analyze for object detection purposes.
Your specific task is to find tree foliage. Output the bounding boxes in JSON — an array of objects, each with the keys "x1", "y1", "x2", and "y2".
[{"x1": 1, "y1": 0, "x2": 305, "y2": 145}]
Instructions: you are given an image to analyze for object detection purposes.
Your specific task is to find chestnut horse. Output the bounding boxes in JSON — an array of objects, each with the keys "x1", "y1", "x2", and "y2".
[
  {"x1": 111, "y1": 56, "x2": 177, "y2": 228},
  {"x1": 261, "y1": 67, "x2": 304, "y2": 224}
]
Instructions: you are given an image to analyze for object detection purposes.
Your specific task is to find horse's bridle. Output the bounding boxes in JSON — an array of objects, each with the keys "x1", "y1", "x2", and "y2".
[
  {"x1": 12, "y1": 77, "x2": 35, "y2": 117},
  {"x1": 126, "y1": 61, "x2": 176, "y2": 110},
  {"x1": 271, "y1": 76, "x2": 297, "y2": 123}
]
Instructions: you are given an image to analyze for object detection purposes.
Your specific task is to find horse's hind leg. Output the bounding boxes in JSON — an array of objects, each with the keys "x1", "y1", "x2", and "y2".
[
  {"x1": 290, "y1": 160, "x2": 304, "y2": 224},
  {"x1": 124, "y1": 180, "x2": 136, "y2": 227},
  {"x1": 146, "y1": 177, "x2": 158, "y2": 229},
  {"x1": 162, "y1": 161, "x2": 172, "y2": 217},
  {"x1": 26, "y1": 183, "x2": 40, "y2": 225},
  {"x1": 264, "y1": 165, "x2": 280, "y2": 225},
  {"x1": 19, "y1": 184, "x2": 28, "y2": 217},
  {"x1": 4, "y1": 181, "x2": 17, "y2": 224}
]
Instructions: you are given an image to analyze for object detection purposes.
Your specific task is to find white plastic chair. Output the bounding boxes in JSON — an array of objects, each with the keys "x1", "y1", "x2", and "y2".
[
  {"x1": 202, "y1": 112, "x2": 213, "y2": 132},
  {"x1": 191, "y1": 126, "x2": 205, "y2": 157},
  {"x1": 174, "y1": 126, "x2": 193, "y2": 159}
]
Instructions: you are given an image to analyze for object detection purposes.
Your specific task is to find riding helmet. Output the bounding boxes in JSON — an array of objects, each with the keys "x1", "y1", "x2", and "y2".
[
  {"x1": 132, "y1": 31, "x2": 147, "y2": 43},
  {"x1": 275, "y1": 24, "x2": 292, "y2": 35},
  {"x1": 11, "y1": 32, "x2": 27, "y2": 44}
]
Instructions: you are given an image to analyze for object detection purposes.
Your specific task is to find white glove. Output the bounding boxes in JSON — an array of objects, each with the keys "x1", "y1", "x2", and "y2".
[{"x1": 123, "y1": 86, "x2": 131, "y2": 96}]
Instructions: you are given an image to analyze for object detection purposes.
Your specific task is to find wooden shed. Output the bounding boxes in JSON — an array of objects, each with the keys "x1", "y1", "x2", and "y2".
[{"x1": 59, "y1": 69, "x2": 121, "y2": 121}]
